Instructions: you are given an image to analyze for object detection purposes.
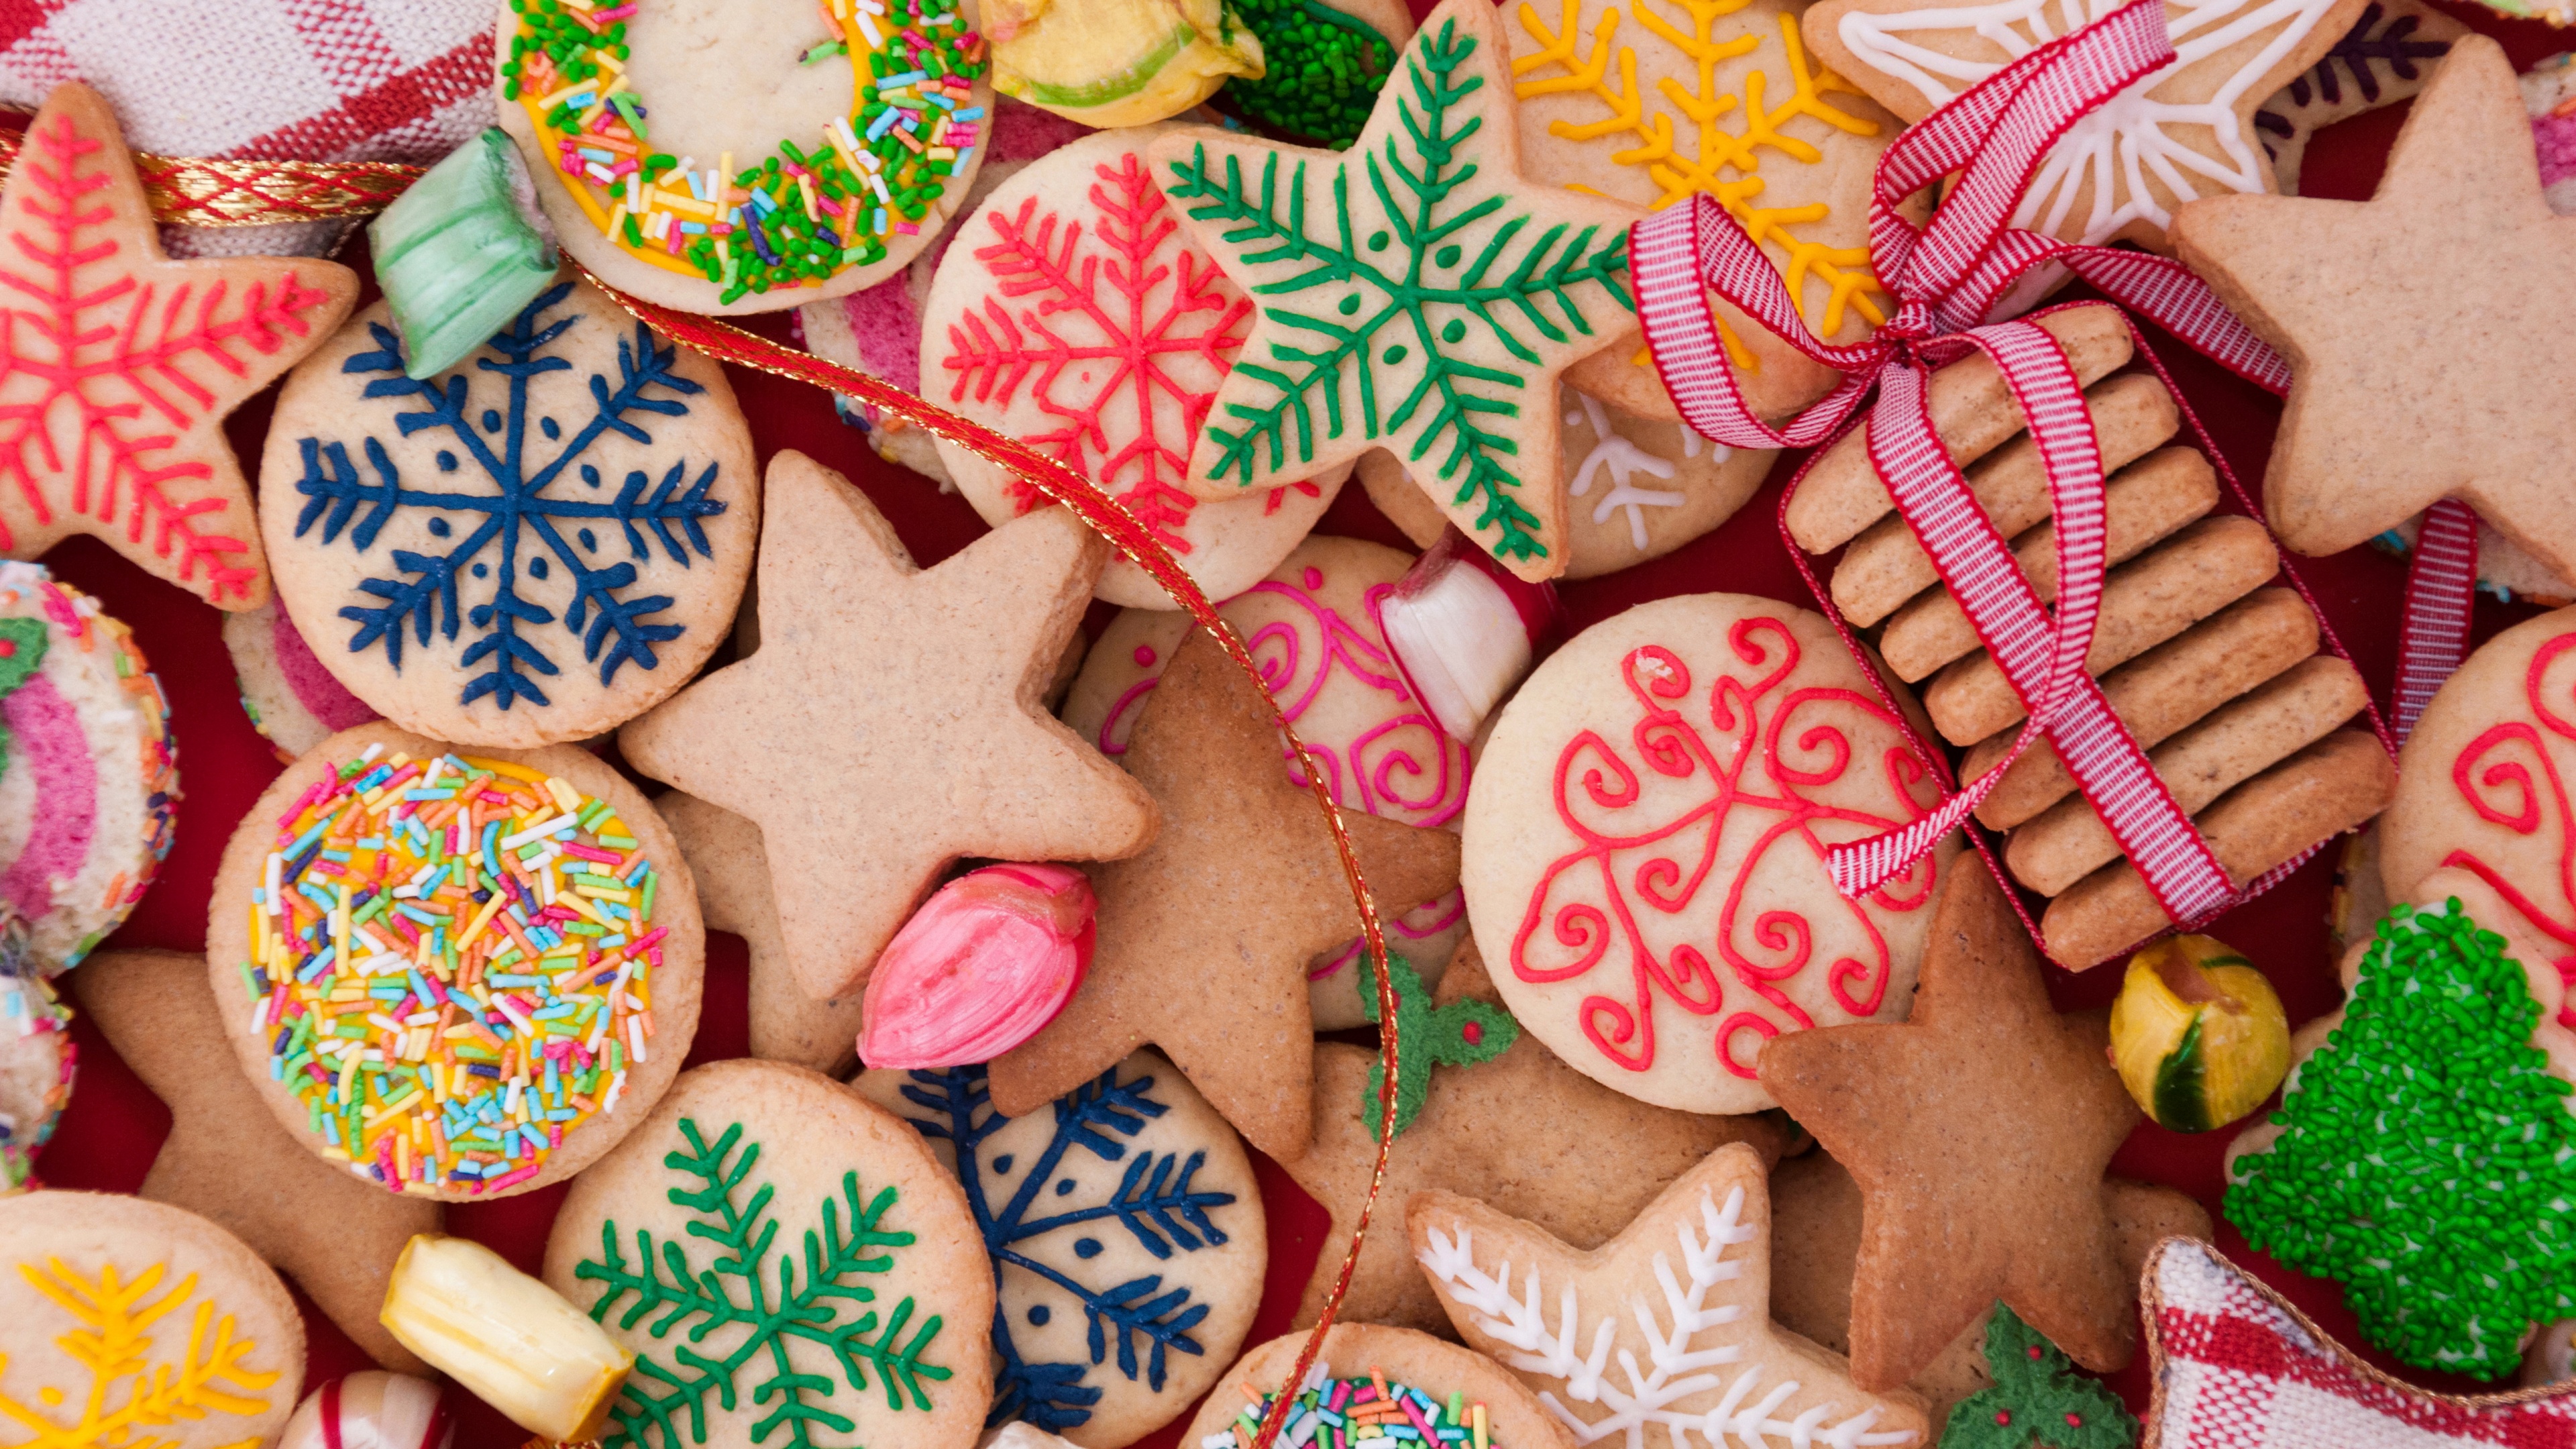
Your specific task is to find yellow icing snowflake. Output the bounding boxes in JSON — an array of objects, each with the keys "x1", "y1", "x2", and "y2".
[{"x1": 0, "y1": 1259, "x2": 279, "y2": 1449}]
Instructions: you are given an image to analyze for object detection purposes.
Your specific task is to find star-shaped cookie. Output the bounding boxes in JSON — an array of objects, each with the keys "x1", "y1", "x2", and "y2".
[
  {"x1": 0, "y1": 84, "x2": 356, "y2": 607},
  {"x1": 620, "y1": 450, "x2": 1157, "y2": 1002},
  {"x1": 1148, "y1": 0, "x2": 1644, "y2": 582},
  {"x1": 1278, "y1": 936, "x2": 1792, "y2": 1332},
  {"x1": 1758, "y1": 863, "x2": 2141, "y2": 1391},
  {"x1": 657, "y1": 792, "x2": 866, "y2": 1077},
  {"x1": 1805, "y1": 0, "x2": 2364, "y2": 250},
  {"x1": 1411, "y1": 1142, "x2": 1933, "y2": 1449},
  {"x1": 71, "y1": 949, "x2": 437, "y2": 1373},
  {"x1": 2173, "y1": 36, "x2": 2576, "y2": 580},
  {"x1": 987, "y1": 627, "x2": 1459, "y2": 1161}
]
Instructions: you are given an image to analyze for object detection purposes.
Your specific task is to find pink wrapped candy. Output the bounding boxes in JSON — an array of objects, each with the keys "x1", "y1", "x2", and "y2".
[
  {"x1": 857, "y1": 863, "x2": 1095, "y2": 1069},
  {"x1": 278, "y1": 1371, "x2": 454, "y2": 1449}
]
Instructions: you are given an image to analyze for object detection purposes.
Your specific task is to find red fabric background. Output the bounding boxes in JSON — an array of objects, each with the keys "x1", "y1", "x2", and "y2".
[{"x1": 25, "y1": 7, "x2": 2576, "y2": 1438}]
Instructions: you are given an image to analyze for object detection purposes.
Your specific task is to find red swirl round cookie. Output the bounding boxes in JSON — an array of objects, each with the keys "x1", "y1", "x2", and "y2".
[
  {"x1": 1060, "y1": 537, "x2": 1471, "y2": 1028},
  {"x1": 206, "y1": 722, "x2": 704, "y2": 1199},
  {"x1": 1462, "y1": 594, "x2": 1957, "y2": 1113},
  {"x1": 920, "y1": 128, "x2": 1342, "y2": 609}
]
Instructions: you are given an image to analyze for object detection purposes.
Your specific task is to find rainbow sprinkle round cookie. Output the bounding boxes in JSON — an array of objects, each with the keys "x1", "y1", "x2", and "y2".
[
  {"x1": 497, "y1": 0, "x2": 995, "y2": 315},
  {"x1": 207, "y1": 722, "x2": 703, "y2": 1199},
  {"x1": 1183, "y1": 1323, "x2": 1569, "y2": 1449}
]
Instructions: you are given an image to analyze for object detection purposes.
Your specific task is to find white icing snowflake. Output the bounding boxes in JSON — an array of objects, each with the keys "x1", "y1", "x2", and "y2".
[{"x1": 1833, "y1": 0, "x2": 2350, "y2": 244}]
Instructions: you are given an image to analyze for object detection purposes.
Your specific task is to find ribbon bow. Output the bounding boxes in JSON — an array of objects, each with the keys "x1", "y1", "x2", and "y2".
[{"x1": 1629, "y1": 0, "x2": 2305, "y2": 926}]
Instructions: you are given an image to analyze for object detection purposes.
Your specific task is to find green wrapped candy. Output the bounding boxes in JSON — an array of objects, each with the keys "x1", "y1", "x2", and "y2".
[{"x1": 370, "y1": 128, "x2": 559, "y2": 380}]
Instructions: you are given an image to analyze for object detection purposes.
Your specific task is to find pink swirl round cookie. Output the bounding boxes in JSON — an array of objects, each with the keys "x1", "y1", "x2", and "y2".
[
  {"x1": 223, "y1": 600, "x2": 381, "y2": 765},
  {"x1": 1461, "y1": 593, "x2": 1957, "y2": 1113},
  {"x1": 1061, "y1": 536, "x2": 1471, "y2": 1028},
  {"x1": 920, "y1": 129, "x2": 1344, "y2": 610},
  {"x1": 0, "y1": 563, "x2": 177, "y2": 973}
]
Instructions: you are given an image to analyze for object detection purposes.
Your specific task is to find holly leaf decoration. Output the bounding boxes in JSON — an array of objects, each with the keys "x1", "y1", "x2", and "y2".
[
  {"x1": 1941, "y1": 1303, "x2": 2135, "y2": 1449},
  {"x1": 1356, "y1": 951, "x2": 1516, "y2": 1138}
]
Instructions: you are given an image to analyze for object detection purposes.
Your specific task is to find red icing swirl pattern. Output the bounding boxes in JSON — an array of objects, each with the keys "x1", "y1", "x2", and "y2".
[{"x1": 2443, "y1": 628, "x2": 2576, "y2": 1024}]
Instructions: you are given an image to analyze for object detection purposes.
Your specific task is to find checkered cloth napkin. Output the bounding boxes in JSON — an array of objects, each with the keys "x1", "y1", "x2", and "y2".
[
  {"x1": 0, "y1": 0, "x2": 492, "y2": 255},
  {"x1": 2146, "y1": 1240, "x2": 2576, "y2": 1448}
]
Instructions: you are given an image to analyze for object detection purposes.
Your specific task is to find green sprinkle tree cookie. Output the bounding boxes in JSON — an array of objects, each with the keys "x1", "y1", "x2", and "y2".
[
  {"x1": 2226, "y1": 898, "x2": 2576, "y2": 1379},
  {"x1": 1941, "y1": 1304, "x2": 2134, "y2": 1449}
]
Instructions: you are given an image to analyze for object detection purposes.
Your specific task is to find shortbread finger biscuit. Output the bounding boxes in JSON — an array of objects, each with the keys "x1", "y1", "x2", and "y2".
[
  {"x1": 2006, "y1": 655, "x2": 2369, "y2": 894},
  {"x1": 1787, "y1": 305, "x2": 2133, "y2": 553},
  {"x1": 1882, "y1": 447, "x2": 2219, "y2": 680},
  {"x1": 1964, "y1": 588, "x2": 2320, "y2": 828},
  {"x1": 2041, "y1": 730, "x2": 2395, "y2": 968},
  {"x1": 1924, "y1": 515, "x2": 2280, "y2": 743},
  {"x1": 1832, "y1": 373, "x2": 2182, "y2": 626}
]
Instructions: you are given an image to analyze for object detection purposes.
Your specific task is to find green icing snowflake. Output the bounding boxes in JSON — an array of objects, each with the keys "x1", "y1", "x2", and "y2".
[
  {"x1": 576, "y1": 1118, "x2": 953, "y2": 1449},
  {"x1": 2226, "y1": 898, "x2": 2576, "y2": 1380},
  {"x1": 1163, "y1": 7, "x2": 1635, "y2": 566}
]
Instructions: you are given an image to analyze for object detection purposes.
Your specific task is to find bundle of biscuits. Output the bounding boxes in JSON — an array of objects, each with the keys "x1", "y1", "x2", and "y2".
[{"x1": 1785, "y1": 305, "x2": 2394, "y2": 968}]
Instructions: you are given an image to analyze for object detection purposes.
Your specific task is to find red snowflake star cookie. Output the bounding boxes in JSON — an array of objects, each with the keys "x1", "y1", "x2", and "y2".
[
  {"x1": 0, "y1": 85, "x2": 357, "y2": 608},
  {"x1": 924, "y1": 129, "x2": 1340, "y2": 610}
]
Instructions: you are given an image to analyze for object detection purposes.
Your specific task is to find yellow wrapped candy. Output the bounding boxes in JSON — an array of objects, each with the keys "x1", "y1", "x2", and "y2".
[
  {"x1": 987, "y1": 0, "x2": 1263, "y2": 127},
  {"x1": 381, "y1": 1234, "x2": 631, "y2": 1443},
  {"x1": 2108, "y1": 935, "x2": 2290, "y2": 1133}
]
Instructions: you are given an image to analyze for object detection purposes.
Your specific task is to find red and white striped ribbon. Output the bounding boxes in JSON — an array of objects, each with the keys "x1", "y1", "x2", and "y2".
[
  {"x1": 1629, "y1": 0, "x2": 2318, "y2": 924},
  {"x1": 2394, "y1": 498, "x2": 2480, "y2": 740}
]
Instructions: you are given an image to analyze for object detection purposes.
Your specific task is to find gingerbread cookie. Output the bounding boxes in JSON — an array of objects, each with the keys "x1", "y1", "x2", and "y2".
[
  {"x1": 1059, "y1": 537, "x2": 1471, "y2": 1029},
  {"x1": 1462, "y1": 592, "x2": 1955, "y2": 1114},
  {"x1": 224, "y1": 600, "x2": 382, "y2": 764},
  {"x1": 543, "y1": 1059, "x2": 994, "y2": 1449},
  {"x1": 0, "y1": 1191, "x2": 304, "y2": 1449},
  {"x1": 1806, "y1": 0, "x2": 2364, "y2": 251},
  {"x1": 657, "y1": 792, "x2": 865, "y2": 1077},
  {"x1": 74, "y1": 948, "x2": 438, "y2": 1373},
  {"x1": 495, "y1": 0, "x2": 995, "y2": 314},
  {"x1": 260, "y1": 276, "x2": 757, "y2": 748},
  {"x1": 1184, "y1": 1324, "x2": 1576, "y2": 1449},
  {"x1": 854, "y1": 1052, "x2": 1265, "y2": 1447},
  {"x1": 0, "y1": 564, "x2": 176, "y2": 975},
  {"x1": 623, "y1": 451, "x2": 1155, "y2": 1004},
  {"x1": 0, "y1": 84, "x2": 357, "y2": 608},
  {"x1": 1152, "y1": 0, "x2": 1644, "y2": 582},
  {"x1": 1358, "y1": 390, "x2": 1777, "y2": 580},
  {"x1": 924, "y1": 128, "x2": 1346, "y2": 610},
  {"x1": 207, "y1": 721, "x2": 704, "y2": 1199},
  {"x1": 2255, "y1": 0, "x2": 2463, "y2": 194},
  {"x1": 1413, "y1": 1142, "x2": 1933, "y2": 1448}
]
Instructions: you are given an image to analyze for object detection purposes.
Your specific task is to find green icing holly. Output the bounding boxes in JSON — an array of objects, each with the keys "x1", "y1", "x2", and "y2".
[
  {"x1": 1941, "y1": 1304, "x2": 2134, "y2": 1449},
  {"x1": 2226, "y1": 898, "x2": 2576, "y2": 1379},
  {"x1": 1356, "y1": 951, "x2": 1517, "y2": 1139},
  {"x1": 0, "y1": 617, "x2": 47, "y2": 782},
  {"x1": 1226, "y1": 0, "x2": 1397, "y2": 148},
  {"x1": 576, "y1": 1117, "x2": 953, "y2": 1449},
  {"x1": 1162, "y1": 4, "x2": 1636, "y2": 568}
]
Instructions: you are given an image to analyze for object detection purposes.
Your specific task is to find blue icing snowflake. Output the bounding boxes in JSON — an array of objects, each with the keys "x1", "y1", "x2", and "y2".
[
  {"x1": 288, "y1": 280, "x2": 728, "y2": 712},
  {"x1": 896, "y1": 1065, "x2": 1238, "y2": 1435}
]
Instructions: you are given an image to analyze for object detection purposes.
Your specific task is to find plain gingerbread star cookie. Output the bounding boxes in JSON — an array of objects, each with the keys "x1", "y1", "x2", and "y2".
[
  {"x1": 655, "y1": 791, "x2": 865, "y2": 1077},
  {"x1": 71, "y1": 949, "x2": 437, "y2": 1375},
  {"x1": 1148, "y1": 0, "x2": 1644, "y2": 582},
  {"x1": 987, "y1": 627, "x2": 1460, "y2": 1161},
  {"x1": 0, "y1": 84, "x2": 357, "y2": 608},
  {"x1": 2172, "y1": 36, "x2": 2576, "y2": 578},
  {"x1": 1411, "y1": 1141, "x2": 1933, "y2": 1449},
  {"x1": 620, "y1": 450, "x2": 1158, "y2": 1003},
  {"x1": 1757, "y1": 864, "x2": 2141, "y2": 1391}
]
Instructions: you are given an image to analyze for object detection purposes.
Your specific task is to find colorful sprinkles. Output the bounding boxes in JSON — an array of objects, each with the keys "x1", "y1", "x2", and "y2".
[
  {"x1": 239, "y1": 745, "x2": 665, "y2": 1195},
  {"x1": 504, "y1": 0, "x2": 989, "y2": 304},
  {"x1": 1202, "y1": 1362, "x2": 1498, "y2": 1449}
]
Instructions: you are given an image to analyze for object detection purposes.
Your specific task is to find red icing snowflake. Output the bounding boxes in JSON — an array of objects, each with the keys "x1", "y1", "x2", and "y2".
[
  {"x1": 943, "y1": 149, "x2": 1307, "y2": 552},
  {"x1": 0, "y1": 85, "x2": 351, "y2": 606}
]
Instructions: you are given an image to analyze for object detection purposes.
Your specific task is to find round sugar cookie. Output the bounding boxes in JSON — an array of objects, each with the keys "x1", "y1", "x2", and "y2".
[
  {"x1": 494, "y1": 0, "x2": 995, "y2": 315},
  {"x1": 545, "y1": 1059, "x2": 994, "y2": 1449},
  {"x1": 223, "y1": 600, "x2": 382, "y2": 764},
  {"x1": 920, "y1": 129, "x2": 1343, "y2": 610},
  {"x1": 1182, "y1": 1323, "x2": 1575, "y2": 1449},
  {"x1": 1058, "y1": 537, "x2": 1471, "y2": 1027},
  {"x1": 258, "y1": 276, "x2": 757, "y2": 748},
  {"x1": 0, "y1": 912, "x2": 72, "y2": 1193},
  {"x1": 1360, "y1": 386, "x2": 1776, "y2": 580},
  {"x1": 853, "y1": 1050, "x2": 1266, "y2": 1448},
  {"x1": 207, "y1": 721, "x2": 704, "y2": 1199},
  {"x1": 1462, "y1": 594, "x2": 1957, "y2": 1114},
  {"x1": 0, "y1": 563, "x2": 177, "y2": 973},
  {"x1": 0, "y1": 1191, "x2": 305, "y2": 1449}
]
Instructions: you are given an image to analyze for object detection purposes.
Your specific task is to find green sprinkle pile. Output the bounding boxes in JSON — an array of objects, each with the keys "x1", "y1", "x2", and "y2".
[
  {"x1": 1228, "y1": 0, "x2": 1394, "y2": 148},
  {"x1": 2226, "y1": 897, "x2": 2576, "y2": 1379},
  {"x1": 502, "y1": 0, "x2": 629, "y2": 91}
]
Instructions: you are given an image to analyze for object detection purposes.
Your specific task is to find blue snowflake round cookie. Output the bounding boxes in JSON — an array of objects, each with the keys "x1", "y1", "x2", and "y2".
[
  {"x1": 854, "y1": 1049, "x2": 1268, "y2": 1449},
  {"x1": 258, "y1": 275, "x2": 758, "y2": 748}
]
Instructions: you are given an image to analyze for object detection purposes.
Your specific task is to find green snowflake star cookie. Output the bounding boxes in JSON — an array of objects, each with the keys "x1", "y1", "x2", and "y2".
[{"x1": 1150, "y1": 0, "x2": 1643, "y2": 582}]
